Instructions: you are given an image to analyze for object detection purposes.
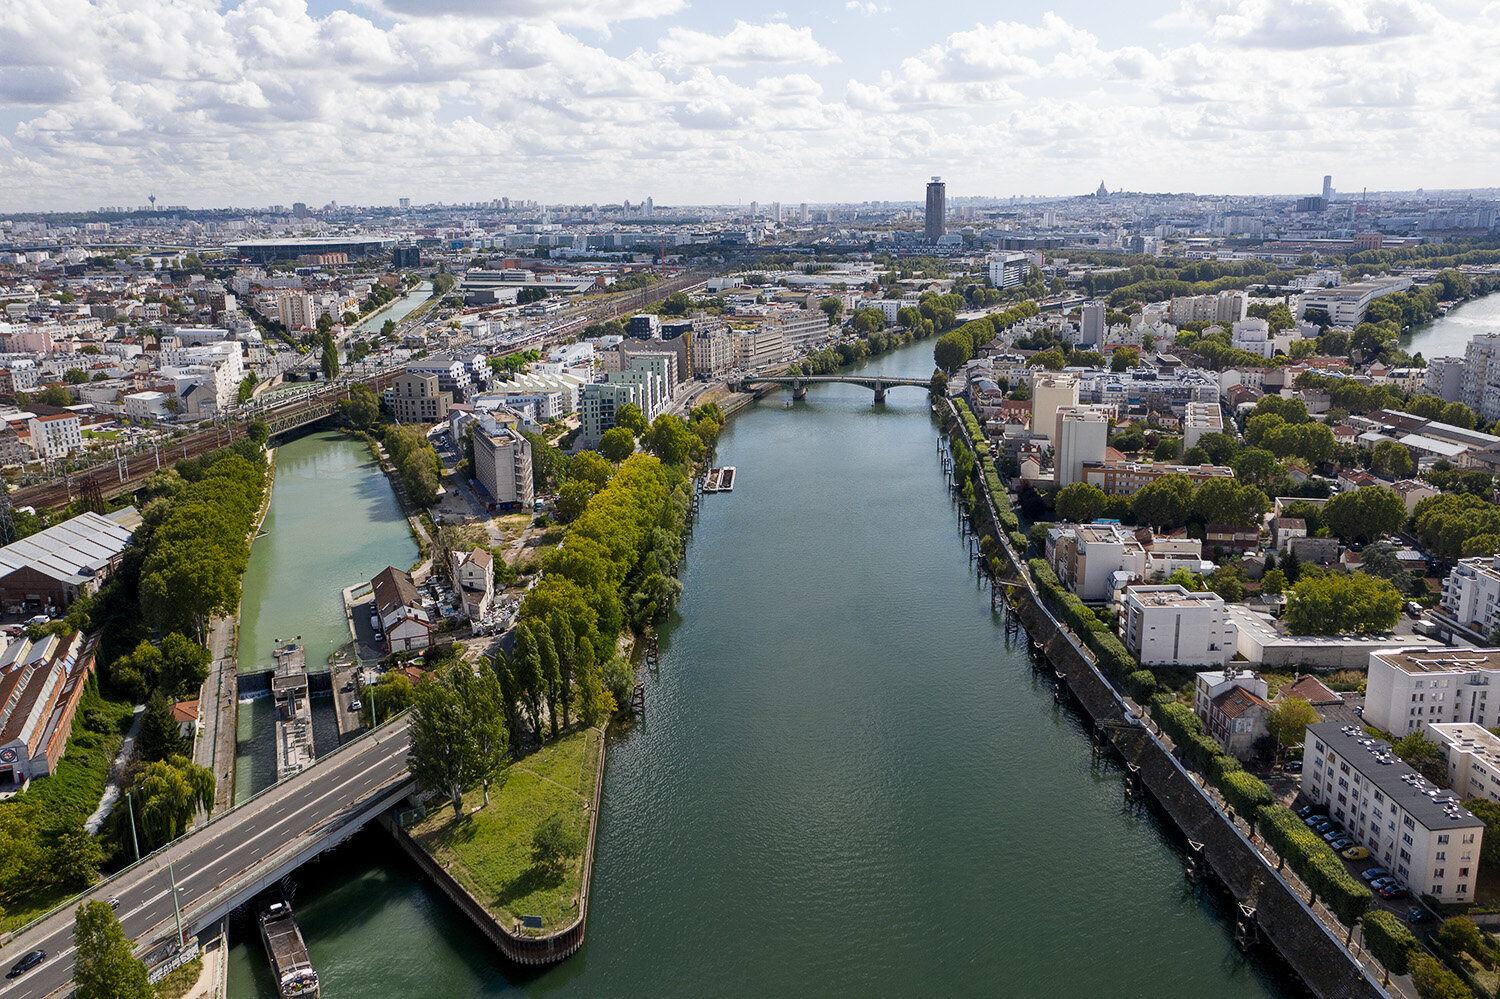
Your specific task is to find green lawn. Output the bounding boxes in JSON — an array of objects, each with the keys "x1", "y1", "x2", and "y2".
[{"x1": 410, "y1": 727, "x2": 602, "y2": 934}]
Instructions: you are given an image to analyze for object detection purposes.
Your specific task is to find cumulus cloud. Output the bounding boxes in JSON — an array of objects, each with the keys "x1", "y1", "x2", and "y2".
[
  {"x1": 1169, "y1": 0, "x2": 1439, "y2": 47},
  {"x1": 657, "y1": 20, "x2": 838, "y2": 66}
]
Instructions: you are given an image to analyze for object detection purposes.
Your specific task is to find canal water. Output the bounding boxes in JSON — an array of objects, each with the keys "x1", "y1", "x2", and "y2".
[
  {"x1": 354, "y1": 281, "x2": 432, "y2": 334},
  {"x1": 233, "y1": 430, "x2": 419, "y2": 804},
  {"x1": 228, "y1": 339, "x2": 1292, "y2": 997},
  {"x1": 1404, "y1": 291, "x2": 1500, "y2": 359}
]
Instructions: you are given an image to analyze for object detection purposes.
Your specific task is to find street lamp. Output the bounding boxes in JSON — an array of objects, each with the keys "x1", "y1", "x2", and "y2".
[{"x1": 125, "y1": 788, "x2": 140, "y2": 862}]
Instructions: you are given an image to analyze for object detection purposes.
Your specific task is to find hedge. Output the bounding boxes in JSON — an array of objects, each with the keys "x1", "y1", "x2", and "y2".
[
  {"x1": 1362, "y1": 909, "x2": 1418, "y2": 978},
  {"x1": 1260, "y1": 805, "x2": 1373, "y2": 928},
  {"x1": 1411, "y1": 953, "x2": 1474, "y2": 999},
  {"x1": 1127, "y1": 670, "x2": 1158, "y2": 703},
  {"x1": 1220, "y1": 769, "x2": 1274, "y2": 824}
]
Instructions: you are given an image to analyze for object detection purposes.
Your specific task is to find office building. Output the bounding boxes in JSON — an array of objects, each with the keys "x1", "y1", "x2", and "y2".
[
  {"x1": 1300, "y1": 277, "x2": 1413, "y2": 327},
  {"x1": 1322, "y1": 175, "x2": 1333, "y2": 201},
  {"x1": 924, "y1": 177, "x2": 946, "y2": 243},
  {"x1": 1364, "y1": 647, "x2": 1500, "y2": 736},
  {"x1": 1304, "y1": 721, "x2": 1482, "y2": 903},
  {"x1": 1124, "y1": 585, "x2": 1237, "y2": 667}
]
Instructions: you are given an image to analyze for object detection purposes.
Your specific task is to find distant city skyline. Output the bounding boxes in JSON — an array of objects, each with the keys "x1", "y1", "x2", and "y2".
[{"x1": 1, "y1": 0, "x2": 1497, "y2": 211}]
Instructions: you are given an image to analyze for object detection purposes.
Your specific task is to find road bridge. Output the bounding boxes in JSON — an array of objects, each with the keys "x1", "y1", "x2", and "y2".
[
  {"x1": 0, "y1": 716, "x2": 415, "y2": 999},
  {"x1": 736, "y1": 374, "x2": 931, "y2": 403}
]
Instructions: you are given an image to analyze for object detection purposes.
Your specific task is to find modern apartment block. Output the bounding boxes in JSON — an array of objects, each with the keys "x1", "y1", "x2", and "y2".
[
  {"x1": 1304, "y1": 722, "x2": 1483, "y2": 904},
  {"x1": 470, "y1": 415, "x2": 534, "y2": 510},
  {"x1": 1122, "y1": 585, "x2": 1236, "y2": 667},
  {"x1": 1430, "y1": 723, "x2": 1500, "y2": 805},
  {"x1": 1045, "y1": 523, "x2": 1205, "y2": 602},
  {"x1": 1079, "y1": 460, "x2": 1234, "y2": 497},
  {"x1": 1182, "y1": 402, "x2": 1224, "y2": 450},
  {"x1": 1364, "y1": 647, "x2": 1500, "y2": 736},
  {"x1": 1438, "y1": 555, "x2": 1500, "y2": 642},
  {"x1": 389, "y1": 371, "x2": 451, "y2": 423},
  {"x1": 1053, "y1": 406, "x2": 1109, "y2": 487},
  {"x1": 1424, "y1": 356, "x2": 1466, "y2": 404},
  {"x1": 1462, "y1": 334, "x2": 1500, "y2": 422}
]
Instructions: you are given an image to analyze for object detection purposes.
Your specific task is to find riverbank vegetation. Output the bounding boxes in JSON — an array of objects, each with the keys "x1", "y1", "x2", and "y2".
[{"x1": 409, "y1": 726, "x2": 602, "y2": 933}]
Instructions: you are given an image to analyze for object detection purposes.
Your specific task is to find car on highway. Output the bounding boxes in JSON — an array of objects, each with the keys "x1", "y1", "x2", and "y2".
[
  {"x1": 7, "y1": 950, "x2": 46, "y2": 979},
  {"x1": 107, "y1": 897, "x2": 119, "y2": 909},
  {"x1": 1340, "y1": 846, "x2": 1370, "y2": 860},
  {"x1": 1361, "y1": 867, "x2": 1391, "y2": 882}
]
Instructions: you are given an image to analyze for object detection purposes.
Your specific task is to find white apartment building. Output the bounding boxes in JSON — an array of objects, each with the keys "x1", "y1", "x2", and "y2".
[
  {"x1": 158, "y1": 341, "x2": 244, "y2": 411},
  {"x1": 1424, "y1": 356, "x2": 1465, "y2": 404},
  {"x1": 1167, "y1": 290, "x2": 1246, "y2": 325},
  {"x1": 1430, "y1": 723, "x2": 1500, "y2": 805},
  {"x1": 1300, "y1": 277, "x2": 1412, "y2": 327},
  {"x1": 764, "y1": 310, "x2": 829, "y2": 351},
  {"x1": 1462, "y1": 335, "x2": 1500, "y2": 423},
  {"x1": 1305, "y1": 721, "x2": 1483, "y2": 904},
  {"x1": 276, "y1": 291, "x2": 316, "y2": 330},
  {"x1": 1364, "y1": 647, "x2": 1500, "y2": 736},
  {"x1": 988, "y1": 252, "x2": 1029, "y2": 289},
  {"x1": 1030, "y1": 373, "x2": 1079, "y2": 447},
  {"x1": 470, "y1": 415, "x2": 534, "y2": 510},
  {"x1": 27, "y1": 414, "x2": 82, "y2": 459},
  {"x1": 1230, "y1": 318, "x2": 1274, "y2": 358},
  {"x1": 1439, "y1": 555, "x2": 1500, "y2": 642},
  {"x1": 1078, "y1": 301, "x2": 1105, "y2": 347},
  {"x1": 691, "y1": 329, "x2": 734, "y2": 377},
  {"x1": 1182, "y1": 402, "x2": 1224, "y2": 450},
  {"x1": 1123, "y1": 585, "x2": 1237, "y2": 667},
  {"x1": 1054, "y1": 406, "x2": 1109, "y2": 487},
  {"x1": 1046, "y1": 522, "x2": 1207, "y2": 602}
]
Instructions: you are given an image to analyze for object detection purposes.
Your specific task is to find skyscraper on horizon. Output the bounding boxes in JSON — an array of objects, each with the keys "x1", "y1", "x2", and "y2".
[
  {"x1": 1323, "y1": 175, "x2": 1333, "y2": 200},
  {"x1": 924, "y1": 176, "x2": 945, "y2": 243}
]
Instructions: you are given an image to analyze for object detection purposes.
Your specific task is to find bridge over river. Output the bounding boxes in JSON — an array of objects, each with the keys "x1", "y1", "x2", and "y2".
[
  {"x1": 0, "y1": 717, "x2": 413, "y2": 999},
  {"x1": 735, "y1": 373, "x2": 931, "y2": 403}
]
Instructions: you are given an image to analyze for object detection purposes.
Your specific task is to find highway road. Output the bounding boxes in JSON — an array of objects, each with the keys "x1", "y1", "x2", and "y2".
[{"x1": 0, "y1": 718, "x2": 412, "y2": 999}]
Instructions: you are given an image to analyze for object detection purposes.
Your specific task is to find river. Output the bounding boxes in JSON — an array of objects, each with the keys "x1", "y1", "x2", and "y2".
[
  {"x1": 1404, "y1": 291, "x2": 1500, "y2": 359},
  {"x1": 233, "y1": 430, "x2": 419, "y2": 803},
  {"x1": 227, "y1": 339, "x2": 1295, "y2": 997},
  {"x1": 354, "y1": 281, "x2": 432, "y2": 334}
]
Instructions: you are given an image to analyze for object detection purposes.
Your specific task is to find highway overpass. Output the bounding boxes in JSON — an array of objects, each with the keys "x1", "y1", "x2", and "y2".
[{"x1": 0, "y1": 716, "x2": 414, "y2": 999}]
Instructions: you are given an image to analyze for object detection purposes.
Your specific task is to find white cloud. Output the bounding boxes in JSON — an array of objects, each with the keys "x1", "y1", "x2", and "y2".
[
  {"x1": 1169, "y1": 0, "x2": 1439, "y2": 47},
  {"x1": 657, "y1": 20, "x2": 838, "y2": 66},
  {"x1": 844, "y1": 1, "x2": 889, "y2": 15}
]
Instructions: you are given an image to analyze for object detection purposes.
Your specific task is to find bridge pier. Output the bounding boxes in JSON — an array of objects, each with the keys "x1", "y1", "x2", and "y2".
[
  {"x1": 873, "y1": 380, "x2": 886, "y2": 404},
  {"x1": 791, "y1": 378, "x2": 806, "y2": 400}
]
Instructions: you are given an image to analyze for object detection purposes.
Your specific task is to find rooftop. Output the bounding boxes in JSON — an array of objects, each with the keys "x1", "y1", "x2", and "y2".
[
  {"x1": 1308, "y1": 721, "x2": 1482, "y2": 830},
  {"x1": 1372, "y1": 646, "x2": 1500, "y2": 676},
  {"x1": 1125, "y1": 584, "x2": 1225, "y2": 608},
  {"x1": 1429, "y1": 723, "x2": 1500, "y2": 770}
]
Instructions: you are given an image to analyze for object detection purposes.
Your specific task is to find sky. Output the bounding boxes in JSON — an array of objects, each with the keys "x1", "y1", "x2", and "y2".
[{"x1": 0, "y1": 0, "x2": 1495, "y2": 211}]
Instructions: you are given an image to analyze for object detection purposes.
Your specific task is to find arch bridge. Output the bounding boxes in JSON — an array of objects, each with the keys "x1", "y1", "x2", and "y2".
[{"x1": 737, "y1": 374, "x2": 931, "y2": 403}]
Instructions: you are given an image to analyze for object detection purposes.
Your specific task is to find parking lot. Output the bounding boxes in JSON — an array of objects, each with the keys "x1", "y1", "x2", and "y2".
[{"x1": 1294, "y1": 797, "x2": 1439, "y2": 929}]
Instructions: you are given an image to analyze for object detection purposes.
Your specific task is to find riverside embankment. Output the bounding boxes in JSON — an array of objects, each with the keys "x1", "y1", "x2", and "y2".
[{"x1": 941, "y1": 397, "x2": 1385, "y2": 999}]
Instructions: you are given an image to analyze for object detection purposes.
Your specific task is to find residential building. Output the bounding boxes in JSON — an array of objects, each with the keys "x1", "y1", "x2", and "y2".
[
  {"x1": 1030, "y1": 373, "x2": 1079, "y2": 447},
  {"x1": 389, "y1": 372, "x2": 451, "y2": 423},
  {"x1": 1270, "y1": 517, "x2": 1307, "y2": 552},
  {"x1": 1391, "y1": 478, "x2": 1441, "y2": 516},
  {"x1": 27, "y1": 413, "x2": 81, "y2": 459},
  {"x1": 1046, "y1": 523, "x2": 1206, "y2": 601},
  {"x1": 1300, "y1": 276, "x2": 1413, "y2": 327},
  {"x1": 733, "y1": 327, "x2": 786, "y2": 369},
  {"x1": 765, "y1": 310, "x2": 830, "y2": 351},
  {"x1": 1304, "y1": 721, "x2": 1483, "y2": 904},
  {"x1": 0, "y1": 508, "x2": 138, "y2": 612},
  {"x1": 1079, "y1": 460, "x2": 1234, "y2": 496},
  {"x1": 1365, "y1": 646, "x2": 1500, "y2": 736},
  {"x1": 988, "y1": 252, "x2": 1029, "y2": 289},
  {"x1": 1230, "y1": 318, "x2": 1274, "y2": 358},
  {"x1": 470, "y1": 415, "x2": 533, "y2": 510},
  {"x1": 406, "y1": 353, "x2": 472, "y2": 399},
  {"x1": 371, "y1": 566, "x2": 433, "y2": 652},
  {"x1": 1430, "y1": 724, "x2": 1500, "y2": 805},
  {"x1": 1122, "y1": 585, "x2": 1236, "y2": 667},
  {"x1": 0, "y1": 631, "x2": 95, "y2": 785},
  {"x1": 451, "y1": 547, "x2": 494, "y2": 620},
  {"x1": 1053, "y1": 406, "x2": 1109, "y2": 487},
  {"x1": 1192, "y1": 668, "x2": 1271, "y2": 759},
  {"x1": 1464, "y1": 335, "x2": 1500, "y2": 423},
  {"x1": 1182, "y1": 402, "x2": 1223, "y2": 450},
  {"x1": 1425, "y1": 357, "x2": 1466, "y2": 404},
  {"x1": 1438, "y1": 555, "x2": 1500, "y2": 642},
  {"x1": 691, "y1": 328, "x2": 734, "y2": 377},
  {"x1": 1079, "y1": 301, "x2": 1104, "y2": 347}
]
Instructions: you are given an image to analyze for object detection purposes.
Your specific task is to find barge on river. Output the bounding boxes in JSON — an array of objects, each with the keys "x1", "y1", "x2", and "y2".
[
  {"x1": 703, "y1": 466, "x2": 736, "y2": 492},
  {"x1": 260, "y1": 897, "x2": 319, "y2": 998}
]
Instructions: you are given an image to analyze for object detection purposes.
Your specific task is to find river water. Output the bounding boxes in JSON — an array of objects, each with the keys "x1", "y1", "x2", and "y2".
[
  {"x1": 354, "y1": 281, "x2": 432, "y2": 334},
  {"x1": 227, "y1": 340, "x2": 1293, "y2": 997},
  {"x1": 1404, "y1": 292, "x2": 1500, "y2": 359}
]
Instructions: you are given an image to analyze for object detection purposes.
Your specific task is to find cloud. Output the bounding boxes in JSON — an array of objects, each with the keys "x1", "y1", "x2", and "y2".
[
  {"x1": 657, "y1": 20, "x2": 838, "y2": 66},
  {"x1": 844, "y1": 1, "x2": 889, "y2": 15},
  {"x1": 1169, "y1": 0, "x2": 1439, "y2": 47}
]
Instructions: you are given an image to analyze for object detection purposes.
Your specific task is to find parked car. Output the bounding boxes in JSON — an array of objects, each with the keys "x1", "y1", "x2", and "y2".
[
  {"x1": 1321, "y1": 828, "x2": 1347, "y2": 843},
  {"x1": 6, "y1": 951, "x2": 46, "y2": 979},
  {"x1": 350, "y1": 699, "x2": 362, "y2": 712},
  {"x1": 1379, "y1": 886, "x2": 1410, "y2": 900},
  {"x1": 1282, "y1": 760, "x2": 1303, "y2": 773},
  {"x1": 1361, "y1": 867, "x2": 1391, "y2": 882},
  {"x1": 1341, "y1": 846, "x2": 1370, "y2": 860},
  {"x1": 1409, "y1": 908, "x2": 1436, "y2": 924},
  {"x1": 1298, "y1": 804, "x2": 1329, "y2": 819},
  {"x1": 1328, "y1": 837, "x2": 1355, "y2": 852},
  {"x1": 1370, "y1": 877, "x2": 1398, "y2": 891},
  {"x1": 1305, "y1": 815, "x2": 1333, "y2": 829}
]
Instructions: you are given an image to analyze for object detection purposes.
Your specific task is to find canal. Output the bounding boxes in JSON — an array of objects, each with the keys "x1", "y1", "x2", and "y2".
[
  {"x1": 228, "y1": 338, "x2": 1293, "y2": 997},
  {"x1": 354, "y1": 281, "x2": 432, "y2": 335},
  {"x1": 1404, "y1": 290, "x2": 1500, "y2": 359},
  {"x1": 233, "y1": 430, "x2": 419, "y2": 802}
]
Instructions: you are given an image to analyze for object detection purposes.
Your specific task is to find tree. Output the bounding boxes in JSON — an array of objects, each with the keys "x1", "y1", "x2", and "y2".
[
  {"x1": 819, "y1": 296, "x2": 844, "y2": 325},
  {"x1": 512, "y1": 622, "x2": 545, "y2": 738},
  {"x1": 320, "y1": 333, "x2": 339, "y2": 380},
  {"x1": 1323, "y1": 486, "x2": 1406, "y2": 545},
  {"x1": 643, "y1": 414, "x2": 695, "y2": 466},
  {"x1": 1370, "y1": 440, "x2": 1413, "y2": 479},
  {"x1": 158, "y1": 632, "x2": 211, "y2": 699},
  {"x1": 452, "y1": 662, "x2": 509, "y2": 807},
  {"x1": 1360, "y1": 541, "x2": 1413, "y2": 593},
  {"x1": 1284, "y1": 573, "x2": 1402, "y2": 635},
  {"x1": 1437, "y1": 916, "x2": 1490, "y2": 967},
  {"x1": 1440, "y1": 401, "x2": 1479, "y2": 430},
  {"x1": 1393, "y1": 731, "x2": 1449, "y2": 785},
  {"x1": 338, "y1": 383, "x2": 380, "y2": 428},
  {"x1": 1267, "y1": 697, "x2": 1318, "y2": 752},
  {"x1": 1362, "y1": 910, "x2": 1417, "y2": 983},
  {"x1": 615, "y1": 403, "x2": 648, "y2": 436},
  {"x1": 64, "y1": 368, "x2": 89, "y2": 384},
  {"x1": 1231, "y1": 448, "x2": 1280, "y2": 489},
  {"x1": 1110, "y1": 347, "x2": 1140, "y2": 372},
  {"x1": 407, "y1": 671, "x2": 471, "y2": 816},
  {"x1": 1055, "y1": 483, "x2": 1106, "y2": 523},
  {"x1": 574, "y1": 636, "x2": 612, "y2": 727},
  {"x1": 531, "y1": 811, "x2": 583, "y2": 875},
  {"x1": 1193, "y1": 478, "x2": 1268, "y2": 527},
  {"x1": 598, "y1": 427, "x2": 635, "y2": 463},
  {"x1": 51, "y1": 826, "x2": 104, "y2": 891},
  {"x1": 1031, "y1": 349, "x2": 1066, "y2": 371},
  {"x1": 933, "y1": 331, "x2": 972, "y2": 374},
  {"x1": 1131, "y1": 473, "x2": 1194, "y2": 529},
  {"x1": 134, "y1": 754, "x2": 215, "y2": 847},
  {"x1": 566, "y1": 451, "x2": 613, "y2": 491},
  {"x1": 37, "y1": 384, "x2": 73, "y2": 406},
  {"x1": 659, "y1": 291, "x2": 690, "y2": 317},
  {"x1": 73, "y1": 900, "x2": 153, "y2": 999},
  {"x1": 1410, "y1": 953, "x2": 1472, "y2": 999},
  {"x1": 136, "y1": 692, "x2": 186, "y2": 762},
  {"x1": 248, "y1": 419, "x2": 269, "y2": 446},
  {"x1": 1261, "y1": 568, "x2": 1286, "y2": 595},
  {"x1": 237, "y1": 373, "x2": 258, "y2": 404}
]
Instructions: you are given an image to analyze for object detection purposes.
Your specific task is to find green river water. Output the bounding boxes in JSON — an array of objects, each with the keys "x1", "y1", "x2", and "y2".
[{"x1": 226, "y1": 342, "x2": 1296, "y2": 997}]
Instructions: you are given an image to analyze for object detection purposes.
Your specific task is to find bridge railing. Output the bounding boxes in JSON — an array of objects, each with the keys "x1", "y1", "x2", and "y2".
[{"x1": 0, "y1": 711, "x2": 412, "y2": 947}]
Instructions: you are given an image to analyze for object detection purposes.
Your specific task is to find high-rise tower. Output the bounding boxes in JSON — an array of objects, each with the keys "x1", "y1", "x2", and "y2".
[{"x1": 924, "y1": 176, "x2": 946, "y2": 243}]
